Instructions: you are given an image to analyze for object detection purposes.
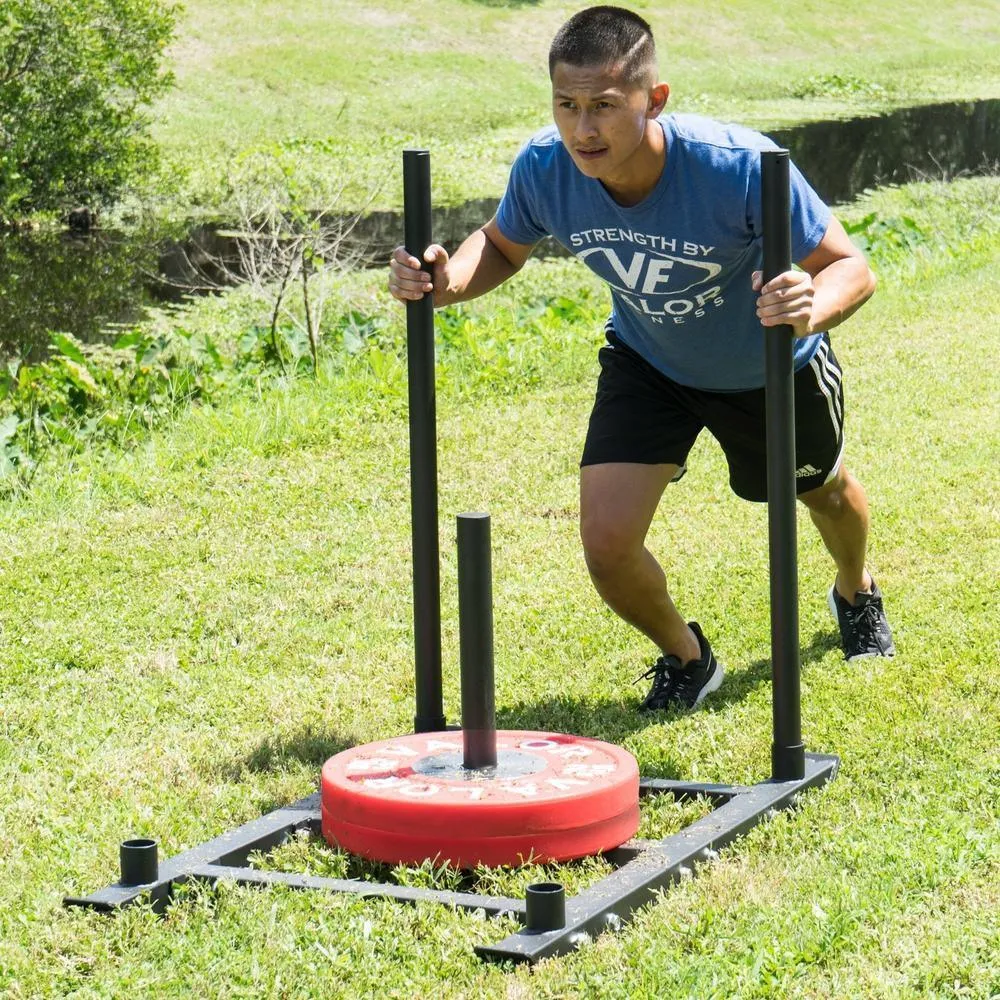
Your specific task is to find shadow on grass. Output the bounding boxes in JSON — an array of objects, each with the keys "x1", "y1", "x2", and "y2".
[
  {"x1": 223, "y1": 724, "x2": 360, "y2": 781},
  {"x1": 219, "y1": 629, "x2": 840, "y2": 802},
  {"x1": 496, "y1": 627, "x2": 841, "y2": 753}
]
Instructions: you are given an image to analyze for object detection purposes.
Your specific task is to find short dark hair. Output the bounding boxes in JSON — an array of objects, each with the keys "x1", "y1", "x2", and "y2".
[{"x1": 548, "y1": 6, "x2": 656, "y2": 86}]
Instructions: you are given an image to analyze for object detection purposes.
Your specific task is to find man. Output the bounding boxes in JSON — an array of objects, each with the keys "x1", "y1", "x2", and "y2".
[{"x1": 388, "y1": 5, "x2": 895, "y2": 712}]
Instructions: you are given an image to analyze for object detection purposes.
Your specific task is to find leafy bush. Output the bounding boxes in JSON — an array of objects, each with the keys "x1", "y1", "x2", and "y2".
[
  {"x1": 0, "y1": 275, "x2": 607, "y2": 488},
  {"x1": 844, "y1": 211, "x2": 930, "y2": 258},
  {"x1": 789, "y1": 73, "x2": 888, "y2": 100},
  {"x1": 0, "y1": 0, "x2": 178, "y2": 224},
  {"x1": 0, "y1": 328, "x2": 235, "y2": 483}
]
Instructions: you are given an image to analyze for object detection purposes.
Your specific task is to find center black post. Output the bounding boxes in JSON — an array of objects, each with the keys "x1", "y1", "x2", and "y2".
[
  {"x1": 761, "y1": 149, "x2": 805, "y2": 781},
  {"x1": 403, "y1": 149, "x2": 446, "y2": 733},
  {"x1": 457, "y1": 513, "x2": 498, "y2": 769}
]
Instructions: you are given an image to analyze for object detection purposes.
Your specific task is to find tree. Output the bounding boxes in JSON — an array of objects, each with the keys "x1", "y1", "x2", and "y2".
[{"x1": 0, "y1": 0, "x2": 178, "y2": 225}]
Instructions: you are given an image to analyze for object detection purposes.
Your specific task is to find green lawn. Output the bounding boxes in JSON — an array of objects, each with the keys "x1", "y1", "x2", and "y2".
[
  {"x1": 1, "y1": 177, "x2": 998, "y2": 996},
  {"x1": 152, "y1": 0, "x2": 1000, "y2": 215}
]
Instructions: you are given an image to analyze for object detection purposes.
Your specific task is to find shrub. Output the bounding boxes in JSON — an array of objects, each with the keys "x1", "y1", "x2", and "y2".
[
  {"x1": 0, "y1": 328, "x2": 233, "y2": 483},
  {"x1": 0, "y1": 0, "x2": 178, "y2": 224},
  {"x1": 789, "y1": 73, "x2": 887, "y2": 100}
]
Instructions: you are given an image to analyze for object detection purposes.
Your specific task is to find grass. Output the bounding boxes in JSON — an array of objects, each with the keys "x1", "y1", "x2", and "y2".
[
  {"x1": 149, "y1": 0, "x2": 1000, "y2": 216},
  {"x1": 1, "y1": 176, "x2": 998, "y2": 996}
]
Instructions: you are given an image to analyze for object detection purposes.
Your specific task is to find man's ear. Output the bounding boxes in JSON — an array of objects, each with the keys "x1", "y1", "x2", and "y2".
[{"x1": 647, "y1": 82, "x2": 670, "y2": 117}]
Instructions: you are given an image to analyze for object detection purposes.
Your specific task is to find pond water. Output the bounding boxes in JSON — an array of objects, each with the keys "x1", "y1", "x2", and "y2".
[{"x1": 2, "y1": 99, "x2": 998, "y2": 359}]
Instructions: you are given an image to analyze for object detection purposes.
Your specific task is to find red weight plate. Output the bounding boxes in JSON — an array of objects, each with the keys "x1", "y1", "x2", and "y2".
[{"x1": 320, "y1": 730, "x2": 640, "y2": 868}]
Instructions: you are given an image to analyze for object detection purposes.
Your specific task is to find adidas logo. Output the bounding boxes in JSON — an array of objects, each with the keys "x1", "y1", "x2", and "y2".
[{"x1": 795, "y1": 464, "x2": 822, "y2": 478}]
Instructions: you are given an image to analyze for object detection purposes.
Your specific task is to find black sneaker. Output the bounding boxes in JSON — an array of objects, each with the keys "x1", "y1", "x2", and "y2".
[
  {"x1": 636, "y1": 622, "x2": 724, "y2": 711},
  {"x1": 828, "y1": 580, "x2": 896, "y2": 661}
]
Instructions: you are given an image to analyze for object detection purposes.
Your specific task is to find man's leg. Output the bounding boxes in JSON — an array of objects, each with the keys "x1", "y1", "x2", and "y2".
[
  {"x1": 579, "y1": 462, "x2": 701, "y2": 663},
  {"x1": 798, "y1": 464, "x2": 872, "y2": 603},
  {"x1": 800, "y1": 463, "x2": 895, "y2": 659}
]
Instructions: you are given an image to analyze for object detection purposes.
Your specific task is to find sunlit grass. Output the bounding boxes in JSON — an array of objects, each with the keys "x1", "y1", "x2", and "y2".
[{"x1": 147, "y1": 0, "x2": 1000, "y2": 217}]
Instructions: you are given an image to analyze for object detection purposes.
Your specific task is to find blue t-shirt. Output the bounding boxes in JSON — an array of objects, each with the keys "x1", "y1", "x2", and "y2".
[{"x1": 496, "y1": 114, "x2": 832, "y2": 391}]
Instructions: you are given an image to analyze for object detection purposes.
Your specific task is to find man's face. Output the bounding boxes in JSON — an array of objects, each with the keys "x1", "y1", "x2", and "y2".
[{"x1": 551, "y1": 61, "x2": 664, "y2": 183}]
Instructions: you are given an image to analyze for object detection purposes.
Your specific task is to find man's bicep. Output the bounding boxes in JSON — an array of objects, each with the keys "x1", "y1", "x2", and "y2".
[
  {"x1": 799, "y1": 216, "x2": 866, "y2": 277},
  {"x1": 482, "y1": 217, "x2": 536, "y2": 272}
]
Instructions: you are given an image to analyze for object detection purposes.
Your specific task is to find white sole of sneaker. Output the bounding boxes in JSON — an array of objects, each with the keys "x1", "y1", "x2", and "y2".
[
  {"x1": 827, "y1": 586, "x2": 840, "y2": 625},
  {"x1": 693, "y1": 661, "x2": 725, "y2": 707}
]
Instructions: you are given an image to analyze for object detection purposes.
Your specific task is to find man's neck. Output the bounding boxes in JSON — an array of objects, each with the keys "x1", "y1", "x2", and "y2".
[{"x1": 602, "y1": 121, "x2": 666, "y2": 207}]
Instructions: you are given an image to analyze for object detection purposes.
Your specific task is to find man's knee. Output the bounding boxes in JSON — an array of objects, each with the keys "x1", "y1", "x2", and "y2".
[
  {"x1": 579, "y1": 461, "x2": 675, "y2": 579},
  {"x1": 799, "y1": 465, "x2": 858, "y2": 517},
  {"x1": 580, "y1": 517, "x2": 642, "y2": 579}
]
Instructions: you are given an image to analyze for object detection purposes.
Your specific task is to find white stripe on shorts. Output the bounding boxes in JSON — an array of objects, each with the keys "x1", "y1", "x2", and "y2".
[
  {"x1": 809, "y1": 353, "x2": 840, "y2": 435},
  {"x1": 817, "y1": 336, "x2": 842, "y2": 374},
  {"x1": 815, "y1": 340, "x2": 843, "y2": 422}
]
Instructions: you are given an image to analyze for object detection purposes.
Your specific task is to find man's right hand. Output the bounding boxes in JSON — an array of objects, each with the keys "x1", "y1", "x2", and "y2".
[{"x1": 388, "y1": 245, "x2": 449, "y2": 303}]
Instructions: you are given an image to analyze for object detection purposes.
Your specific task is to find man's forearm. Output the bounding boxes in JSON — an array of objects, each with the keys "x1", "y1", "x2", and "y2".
[
  {"x1": 434, "y1": 228, "x2": 523, "y2": 308},
  {"x1": 807, "y1": 257, "x2": 877, "y2": 336}
]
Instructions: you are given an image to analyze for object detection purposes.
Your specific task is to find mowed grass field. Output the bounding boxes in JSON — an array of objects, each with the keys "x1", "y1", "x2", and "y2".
[
  {"x1": 154, "y1": 0, "x2": 1000, "y2": 214},
  {"x1": 1, "y1": 172, "x2": 998, "y2": 996}
]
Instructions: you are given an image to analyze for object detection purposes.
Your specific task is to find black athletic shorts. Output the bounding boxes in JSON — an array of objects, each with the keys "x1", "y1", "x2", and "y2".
[{"x1": 580, "y1": 331, "x2": 846, "y2": 502}]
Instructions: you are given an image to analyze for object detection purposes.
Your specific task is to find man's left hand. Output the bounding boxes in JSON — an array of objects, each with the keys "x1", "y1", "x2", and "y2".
[{"x1": 752, "y1": 269, "x2": 815, "y2": 338}]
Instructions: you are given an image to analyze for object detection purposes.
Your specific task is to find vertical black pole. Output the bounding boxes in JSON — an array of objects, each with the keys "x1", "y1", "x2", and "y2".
[
  {"x1": 404, "y1": 150, "x2": 445, "y2": 733},
  {"x1": 761, "y1": 150, "x2": 805, "y2": 781},
  {"x1": 457, "y1": 513, "x2": 498, "y2": 770}
]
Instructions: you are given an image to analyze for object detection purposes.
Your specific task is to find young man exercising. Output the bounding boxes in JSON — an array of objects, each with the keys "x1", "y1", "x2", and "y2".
[{"x1": 388, "y1": 5, "x2": 895, "y2": 712}]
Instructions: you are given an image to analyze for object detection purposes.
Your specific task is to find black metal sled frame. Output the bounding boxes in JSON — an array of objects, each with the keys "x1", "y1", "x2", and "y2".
[{"x1": 65, "y1": 754, "x2": 837, "y2": 964}]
